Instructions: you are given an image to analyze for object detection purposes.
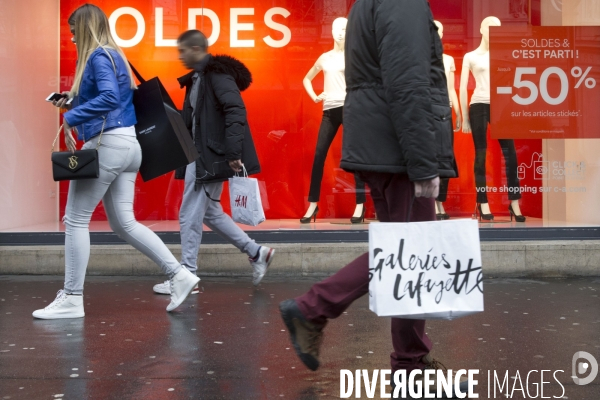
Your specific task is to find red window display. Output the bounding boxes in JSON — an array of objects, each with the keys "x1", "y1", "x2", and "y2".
[
  {"x1": 55, "y1": 0, "x2": 548, "y2": 223},
  {"x1": 59, "y1": 0, "x2": 371, "y2": 222},
  {"x1": 428, "y1": 1, "x2": 542, "y2": 220},
  {"x1": 2, "y1": 0, "x2": 600, "y2": 234}
]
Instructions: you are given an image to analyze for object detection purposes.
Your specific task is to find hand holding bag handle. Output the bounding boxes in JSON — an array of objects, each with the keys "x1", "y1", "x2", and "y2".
[
  {"x1": 229, "y1": 165, "x2": 265, "y2": 226},
  {"x1": 234, "y1": 165, "x2": 249, "y2": 178},
  {"x1": 51, "y1": 117, "x2": 107, "y2": 153}
]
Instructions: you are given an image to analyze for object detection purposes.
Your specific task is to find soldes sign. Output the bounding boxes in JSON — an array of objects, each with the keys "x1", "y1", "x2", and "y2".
[
  {"x1": 108, "y1": 7, "x2": 291, "y2": 48},
  {"x1": 59, "y1": 0, "x2": 361, "y2": 223}
]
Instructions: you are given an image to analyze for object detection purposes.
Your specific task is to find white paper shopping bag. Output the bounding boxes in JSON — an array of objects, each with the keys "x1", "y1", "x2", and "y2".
[
  {"x1": 369, "y1": 219, "x2": 484, "y2": 320},
  {"x1": 228, "y1": 169, "x2": 265, "y2": 226}
]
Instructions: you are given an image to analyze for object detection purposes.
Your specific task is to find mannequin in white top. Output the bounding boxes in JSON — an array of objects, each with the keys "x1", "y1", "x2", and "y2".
[
  {"x1": 460, "y1": 16, "x2": 524, "y2": 222},
  {"x1": 433, "y1": 20, "x2": 461, "y2": 220},
  {"x1": 301, "y1": 17, "x2": 367, "y2": 224}
]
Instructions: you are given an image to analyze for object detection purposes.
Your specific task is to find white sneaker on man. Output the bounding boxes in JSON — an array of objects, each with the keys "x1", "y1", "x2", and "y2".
[
  {"x1": 32, "y1": 290, "x2": 85, "y2": 320},
  {"x1": 167, "y1": 268, "x2": 201, "y2": 312},
  {"x1": 153, "y1": 280, "x2": 199, "y2": 295},
  {"x1": 249, "y1": 246, "x2": 275, "y2": 286}
]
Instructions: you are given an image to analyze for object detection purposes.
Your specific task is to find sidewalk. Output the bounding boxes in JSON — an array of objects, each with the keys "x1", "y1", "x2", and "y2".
[
  {"x1": 1, "y1": 276, "x2": 598, "y2": 399},
  {"x1": 1, "y1": 241, "x2": 600, "y2": 277}
]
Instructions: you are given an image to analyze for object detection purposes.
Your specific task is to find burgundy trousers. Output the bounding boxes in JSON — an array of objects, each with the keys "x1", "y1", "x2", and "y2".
[{"x1": 296, "y1": 172, "x2": 435, "y2": 372}]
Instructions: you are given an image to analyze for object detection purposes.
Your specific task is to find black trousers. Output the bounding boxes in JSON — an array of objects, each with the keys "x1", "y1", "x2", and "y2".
[
  {"x1": 469, "y1": 103, "x2": 521, "y2": 203},
  {"x1": 308, "y1": 106, "x2": 366, "y2": 204},
  {"x1": 437, "y1": 178, "x2": 450, "y2": 203}
]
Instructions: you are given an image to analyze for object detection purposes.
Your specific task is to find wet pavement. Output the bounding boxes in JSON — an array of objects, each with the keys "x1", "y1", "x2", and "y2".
[{"x1": 0, "y1": 276, "x2": 599, "y2": 399}]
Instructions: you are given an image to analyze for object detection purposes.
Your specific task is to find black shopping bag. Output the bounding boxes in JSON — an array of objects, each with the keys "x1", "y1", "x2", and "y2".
[{"x1": 130, "y1": 63, "x2": 198, "y2": 181}]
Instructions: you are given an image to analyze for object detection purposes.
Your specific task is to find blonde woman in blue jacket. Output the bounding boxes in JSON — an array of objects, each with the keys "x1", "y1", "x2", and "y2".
[{"x1": 33, "y1": 4, "x2": 199, "y2": 319}]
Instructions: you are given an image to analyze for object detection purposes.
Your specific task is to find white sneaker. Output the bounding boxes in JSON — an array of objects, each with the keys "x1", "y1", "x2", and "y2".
[
  {"x1": 32, "y1": 290, "x2": 85, "y2": 320},
  {"x1": 249, "y1": 246, "x2": 275, "y2": 286},
  {"x1": 167, "y1": 268, "x2": 200, "y2": 312},
  {"x1": 153, "y1": 280, "x2": 199, "y2": 295}
]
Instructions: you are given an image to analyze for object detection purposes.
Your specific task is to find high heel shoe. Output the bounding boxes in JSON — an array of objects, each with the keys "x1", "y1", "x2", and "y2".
[
  {"x1": 436, "y1": 213, "x2": 450, "y2": 221},
  {"x1": 509, "y1": 204, "x2": 526, "y2": 222},
  {"x1": 350, "y1": 205, "x2": 366, "y2": 224},
  {"x1": 475, "y1": 204, "x2": 494, "y2": 221},
  {"x1": 300, "y1": 206, "x2": 319, "y2": 224}
]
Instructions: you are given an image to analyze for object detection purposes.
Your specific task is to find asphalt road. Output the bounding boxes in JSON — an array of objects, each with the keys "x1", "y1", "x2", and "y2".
[{"x1": 0, "y1": 276, "x2": 599, "y2": 399}]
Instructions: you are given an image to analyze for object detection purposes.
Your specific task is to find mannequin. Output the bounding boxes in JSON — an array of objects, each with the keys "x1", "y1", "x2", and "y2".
[
  {"x1": 460, "y1": 16, "x2": 525, "y2": 222},
  {"x1": 434, "y1": 20, "x2": 461, "y2": 220},
  {"x1": 301, "y1": 17, "x2": 367, "y2": 224}
]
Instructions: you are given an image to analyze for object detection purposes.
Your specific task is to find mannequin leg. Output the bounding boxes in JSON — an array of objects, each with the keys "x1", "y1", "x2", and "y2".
[
  {"x1": 500, "y1": 139, "x2": 523, "y2": 217},
  {"x1": 352, "y1": 174, "x2": 367, "y2": 219},
  {"x1": 306, "y1": 107, "x2": 344, "y2": 210},
  {"x1": 435, "y1": 179, "x2": 449, "y2": 218},
  {"x1": 436, "y1": 201, "x2": 446, "y2": 214},
  {"x1": 469, "y1": 104, "x2": 489, "y2": 206},
  {"x1": 510, "y1": 199, "x2": 523, "y2": 216},
  {"x1": 499, "y1": 138, "x2": 524, "y2": 217},
  {"x1": 499, "y1": 139, "x2": 522, "y2": 203},
  {"x1": 437, "y1": 178, "x2": 449, "y2": 203},
  {"x1": 302, "y1": 202, "x2": 318, "y2": 219},
  {"x1": 354, "y1": 174, "x2": 366, "y2": 205},
  {"x1": 352, "y1": 203, "x2": 364, "y2": 219}
]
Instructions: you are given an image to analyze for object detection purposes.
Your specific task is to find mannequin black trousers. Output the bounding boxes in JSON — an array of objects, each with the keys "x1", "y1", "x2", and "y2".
[
  {"x1": 437, "y1": 178, "x2": 450, "y2": 203},
  {"x1": 308, "y1": 106, "x2": 366, "y2": 204},
  {"x1": 469, "y1": 103, "x2": 521, "y2": 203}
]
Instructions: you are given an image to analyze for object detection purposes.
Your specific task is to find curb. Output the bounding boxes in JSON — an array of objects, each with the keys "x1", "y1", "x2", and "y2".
[{"x1": 1, "y1": 241, "x2": 600, "y2": 277}]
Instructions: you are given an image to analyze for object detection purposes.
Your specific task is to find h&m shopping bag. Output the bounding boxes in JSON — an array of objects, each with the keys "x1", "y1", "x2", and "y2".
[
  {"x1": 369, "y1": 219, "x2": 484, "y2": 320},
  {"x1": 228, "y1": 169, "x2": 266, "y2": 226},
  {"x1": 129, "y1": 63, "x2": 198, "y2": 181}
]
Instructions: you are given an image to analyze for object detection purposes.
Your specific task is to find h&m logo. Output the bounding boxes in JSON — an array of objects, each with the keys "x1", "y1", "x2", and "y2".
[{"x1": 234, "y1": 195, "x2": 248, "y2": 208}]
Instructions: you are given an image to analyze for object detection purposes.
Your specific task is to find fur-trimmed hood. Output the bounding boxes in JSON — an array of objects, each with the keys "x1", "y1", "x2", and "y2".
[{"x1": 178, "y1": 54, "x2": 252, "y2": 91}]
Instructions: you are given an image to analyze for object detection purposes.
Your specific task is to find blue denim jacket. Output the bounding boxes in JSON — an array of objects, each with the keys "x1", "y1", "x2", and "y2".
[{"x1": 63, "y1": 47, "x2": 137, "y2": 141}]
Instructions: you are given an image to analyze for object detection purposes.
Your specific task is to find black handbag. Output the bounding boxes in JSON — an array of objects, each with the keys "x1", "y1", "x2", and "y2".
[{"x1": 51, "y1": 118, "x2": 106, "y2": 182}]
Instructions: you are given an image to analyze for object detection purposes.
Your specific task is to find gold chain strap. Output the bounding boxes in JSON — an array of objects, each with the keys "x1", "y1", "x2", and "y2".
[
  {"x1": 51, "y1": 117, "x2": 107, "y2": 153},
  {"x1": 51, "y1": 124, "x2": 64, "y2": 153}
]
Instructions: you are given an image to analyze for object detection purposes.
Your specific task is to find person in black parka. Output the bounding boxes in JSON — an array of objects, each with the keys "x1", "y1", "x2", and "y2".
[
  {"x1": 280, "y1": 0, "x2": 469, "y2": 397},
  {"x1": 176, "y1": 53, "x2": 260, "y2": 185},
  {"x1": 151, "y1": 30, "x2": 275, "y2": 297}
]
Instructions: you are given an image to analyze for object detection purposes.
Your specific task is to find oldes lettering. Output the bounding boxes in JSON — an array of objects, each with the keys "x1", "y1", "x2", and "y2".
[{"x1": 108, "y1": 6, "x2": 291, "y2": 48}]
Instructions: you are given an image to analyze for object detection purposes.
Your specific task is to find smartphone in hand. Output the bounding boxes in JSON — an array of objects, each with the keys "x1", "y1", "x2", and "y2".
[
  {"x1": 46, "y1": 92, "x2": 67, "y2": 102},
  {"x1": 46, "y1": 93, "x2": 73, "y2": 107}
]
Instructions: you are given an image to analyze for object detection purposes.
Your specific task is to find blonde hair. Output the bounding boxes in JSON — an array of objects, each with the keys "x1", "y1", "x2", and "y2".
[{"x1": 69, "y1": 4, "x2": 137, "y2": 96}]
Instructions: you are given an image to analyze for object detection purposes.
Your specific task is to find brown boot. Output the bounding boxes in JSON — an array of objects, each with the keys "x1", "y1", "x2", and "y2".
[{"x1": 279, "y1": 299, "x2": 326, "y2": 371}]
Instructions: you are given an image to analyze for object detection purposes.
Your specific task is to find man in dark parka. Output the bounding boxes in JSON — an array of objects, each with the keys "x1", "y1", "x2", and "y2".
[
  {"x1": 151, "y1": 30, "x2": 275, "y2": 296},
  {"x1": 280, "y1": 0, "x2": 466, "y2": 396}
]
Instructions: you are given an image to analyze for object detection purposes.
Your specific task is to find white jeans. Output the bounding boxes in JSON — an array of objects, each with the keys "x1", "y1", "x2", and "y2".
[{"x1": 63, "y1": 131, "x2": 181, "y2": 294}]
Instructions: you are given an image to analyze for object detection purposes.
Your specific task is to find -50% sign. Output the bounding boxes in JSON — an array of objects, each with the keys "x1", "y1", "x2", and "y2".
[{"x1": 497, "y1": 66, "x2": 596, "y2": 106}]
